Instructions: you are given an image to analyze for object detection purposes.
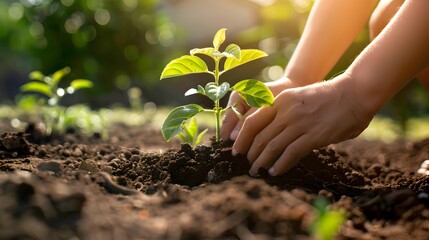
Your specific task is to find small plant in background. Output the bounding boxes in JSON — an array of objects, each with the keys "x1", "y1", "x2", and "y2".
[
  {"x1": 19, "y1": 67, "x2": 93, "y2": 135},
  {"x1": 160, "y1": 28, "x2": 274, "y2": 142},
  {"x1": 310, "y1": 197, "x2": 346, "y2": 240}
]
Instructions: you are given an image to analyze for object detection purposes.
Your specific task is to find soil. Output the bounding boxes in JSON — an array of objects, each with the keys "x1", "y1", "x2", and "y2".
[{"x1": 0, "y1": 122, "x2": 428, "y2": 240}]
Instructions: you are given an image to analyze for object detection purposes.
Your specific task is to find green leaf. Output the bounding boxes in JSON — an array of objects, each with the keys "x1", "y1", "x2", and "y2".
[
  {"x1": 185, "y1": 85, "x2": 205, "y2": 96},
  {"x1": 161, "y1": 104, "x2": 204, "y2": 141},
  {"x1": 223, "y1": 44, "x2": 241, "y2": 60},
  {"x1": 183, "y1": 117, "x2": 198, "y2": 141},
  {"x1": 195, "y1": 128, "x2": 208, "y2": 146},
  {"x1": 223, "y1": 49, "x2": 268, "y2": 72},
  {"x1": 52, "y1": 67, "x2": 71, "y2": 86},
  {"x1": 232, "y1": 80, "x2": 274, "y2": 107},
  {"x1": 190, "y1": 47, "x2": 215, "y2": 57},
  {"x1": 28, "y1": 71, "x2": 45, "y2": 81},
  {"x1": 20, "y1": 82, "x2": 53, "y2": 98},
  {"x1": 205, "y1": 82, "x2": 230, "y2": 101},
  {"x1": 160, "y1": 55, "x2": 209, "y2": 79},
  {"x1": 70, "y1": 79, "x2": 93, "y2": 90},
  {"x1": 213, "y1": 28, "x2": 227, "y2": 51}
]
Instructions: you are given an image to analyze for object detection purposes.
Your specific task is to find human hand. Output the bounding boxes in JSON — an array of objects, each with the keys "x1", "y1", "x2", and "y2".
[
  {"x1": 221, "y1": 78, "x2": 301, "y2": 141},
  {"x1": 232, "y1": 74, "x2": 374, "y2": 176}
]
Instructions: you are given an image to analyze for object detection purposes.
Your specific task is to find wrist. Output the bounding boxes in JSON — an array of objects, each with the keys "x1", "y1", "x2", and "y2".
[
  {"x1": 344, "y1": 68, "x2": 390, "y2": 117},
  {"x1": 330, "y1": 73, "x2": 377, "y2": 128}
]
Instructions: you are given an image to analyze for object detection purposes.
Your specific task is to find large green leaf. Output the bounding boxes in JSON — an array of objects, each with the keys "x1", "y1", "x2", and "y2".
[
  {"x1": 205, "y1": 82, "x2": 230, "y2": 101},
  {"x1": 190, "y1": 47, "x2": 215, "y2": 57},
  {"x1": 52, "y1": 67, "x2": 71, "y2": 86},
  {"x1": 223, "y1": 44, "x2": 241, "y2": 60},
  {"x1": 232, "y1": 80, "x2": 274, "y2": 107},
  {"x1": 20, "y1": 82, "x2": 53, "y2": 98},
  {"x1": 70, "y1": 79, "x2": 93, "y2": 90},
  {"x1": 160, "y1": 55, "x2": 209, "y2": 79},
  {"x1": 223, "y1": 49, "x2": 267, "y2": 72},
  {"x1": 213, "y1": 28, "x2": 227, "y2": 50},
  {"x1": 161, "y1": 104, "x2": 204, "y2": 141}
]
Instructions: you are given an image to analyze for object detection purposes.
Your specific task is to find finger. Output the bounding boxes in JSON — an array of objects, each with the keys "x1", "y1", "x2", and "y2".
[
  {"x1": 248, "y1": 126, "x2": 302, "y2": 176},
  {"x1": 268, "y1": 134, "x2": 316, "y2": 176},
  {"x1": 229, "y1": 108, "x2": 256, "y2": 140},
  {"x1": 246, "y1": 116, "x2": 289, "y2": 164},
  {"x1": 221, "y1": 100, "x2": 245, "y2": 141},
  {"x1": 232, "y1": 106, "x2": 276, "y2": 156}
]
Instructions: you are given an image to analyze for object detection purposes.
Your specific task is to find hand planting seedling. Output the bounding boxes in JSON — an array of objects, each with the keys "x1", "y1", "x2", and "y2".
[
  {"x1": 20, "y1": 67, "x2": 93, "y2": 135},
  {"x1": 160, "y1": 28, "x2": 274, "y2": 142}
]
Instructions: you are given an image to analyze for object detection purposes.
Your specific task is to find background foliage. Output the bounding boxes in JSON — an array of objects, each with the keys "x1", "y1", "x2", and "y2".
[{"x1": 1, "y1": 0, "x2": 428, "y2": 134}]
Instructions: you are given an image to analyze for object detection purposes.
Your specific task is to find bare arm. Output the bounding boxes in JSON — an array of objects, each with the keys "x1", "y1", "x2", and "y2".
[
  {"x1": 285, "y1": 0, "x2": 378, "y2": 85},
  {"x1": 233, "y1": 0, "x2": 429, "y2": 176},
  {"x1": 347, "y1": 0, "x2": 429, "y2": 116}
]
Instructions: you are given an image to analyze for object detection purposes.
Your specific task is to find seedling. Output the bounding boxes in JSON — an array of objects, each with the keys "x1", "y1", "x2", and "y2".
[
  {"x1": 310, "y1": 197, "x2": 346, "y2": 240},
  {"x1": 160, "y1": 28, "x2": 274, "y2": 142},
  {"x1": 20, "y1": 67, "x2": 93, "y2": 135},
  {"x1": 178, "y1": 117, "x2": 208, "y2": 147}
]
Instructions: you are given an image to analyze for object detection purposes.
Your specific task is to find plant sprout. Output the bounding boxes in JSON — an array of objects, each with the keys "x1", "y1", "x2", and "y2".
[
  {"x1": 310, "y1": 197, "x2": 346, "y2": 240},
  {"x1": 178, "y1": 117, "x2": 208, "y2": 147},
  {"x1": 160, "y1": 28, "x2": 274, "y2": 142},
  {"x1": 20, "y1": 67, "x2": 93, "y2": 135}
]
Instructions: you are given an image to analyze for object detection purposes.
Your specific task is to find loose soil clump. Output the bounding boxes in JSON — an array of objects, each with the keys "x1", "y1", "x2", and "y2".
[{"x1": 0, "y1": 124, "x2": 428, "y2": 239}]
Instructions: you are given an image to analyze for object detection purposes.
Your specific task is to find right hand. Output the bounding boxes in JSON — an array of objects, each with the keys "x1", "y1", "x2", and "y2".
[{"x1": 221, "y1": 77, "x2": 302, "y2": 141}]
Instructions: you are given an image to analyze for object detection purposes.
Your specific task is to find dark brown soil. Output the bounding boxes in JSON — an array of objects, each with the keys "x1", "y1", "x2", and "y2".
[{"x1": 0, "y1": 124, "x2": 428, "y2": 240}]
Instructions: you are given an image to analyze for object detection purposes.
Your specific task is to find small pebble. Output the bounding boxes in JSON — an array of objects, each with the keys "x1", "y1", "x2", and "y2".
[
  {"x1": 37, "y1": 161, "x2": 63, "y2": 173},
  {"x1": 417, "y1": 160, "x2": 429, "y2": 176}
]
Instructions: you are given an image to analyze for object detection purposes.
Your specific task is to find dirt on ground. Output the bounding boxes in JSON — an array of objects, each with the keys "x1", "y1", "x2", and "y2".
[{"x1": 0, "y1": 123, "x2": 428, "y2": 240}]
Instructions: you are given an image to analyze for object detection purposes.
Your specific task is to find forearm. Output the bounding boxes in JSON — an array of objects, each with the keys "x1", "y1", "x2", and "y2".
[
  {"x1": 285, "y1": 0, "x2": 377, "y2": 85},
  {"x1": 346, "y1": 0, "x2": 429, "y2": 115}
]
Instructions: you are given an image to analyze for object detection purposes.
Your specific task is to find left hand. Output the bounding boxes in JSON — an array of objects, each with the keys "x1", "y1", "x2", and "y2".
[{"x1": 232, "y1": 74, "x2": 374, "y2": 176}]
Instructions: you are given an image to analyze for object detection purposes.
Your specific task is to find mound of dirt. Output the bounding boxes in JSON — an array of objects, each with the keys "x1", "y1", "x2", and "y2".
[{"x1": 0, "y1": 125, "x2": 428, "y2": 239}]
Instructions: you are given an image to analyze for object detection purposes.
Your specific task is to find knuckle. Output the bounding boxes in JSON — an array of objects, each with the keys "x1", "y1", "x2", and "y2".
[
  {"x1": 264, "y1": 139, "x2": 282, "y2": 156},
  {"x1": 242, "y1": 116, "x2": 256, "y2": 130},
  {"x1": 284, "y1": 143, "x2": 300, "y2": 160}
]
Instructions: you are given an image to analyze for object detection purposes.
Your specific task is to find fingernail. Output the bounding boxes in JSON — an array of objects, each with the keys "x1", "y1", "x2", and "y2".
[
  {"x1": 248, "y1": 170, "x2": 256, "y2": 177},
  {"x1": 232, "y1": 148, "x2": 237, "y2": 156},
  {"x1": 230, "y1": 129, "x2": 239, "y2": 140},
  {"x1": 268, "y1": 167, "x2": 276, "y2": 176}
]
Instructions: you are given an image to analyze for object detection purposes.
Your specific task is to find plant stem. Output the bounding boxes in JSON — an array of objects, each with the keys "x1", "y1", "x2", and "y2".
[{"x1": 214, "y1": 57, "x2": 221, "y2": 141}]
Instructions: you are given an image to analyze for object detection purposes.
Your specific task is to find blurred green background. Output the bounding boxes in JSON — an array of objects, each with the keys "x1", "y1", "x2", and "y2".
[{"x1": 1, "y1": 0, "x2": 429, "y2": 137}]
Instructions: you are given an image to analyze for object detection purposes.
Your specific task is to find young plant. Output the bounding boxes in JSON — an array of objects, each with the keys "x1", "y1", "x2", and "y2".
[
  {"x1": 178, "y1": 117, "x2": 208, "y2": 147},
  {"x1": 310, "y1": 197, "x2": 346, "y2": 240},
  {"x1": 160, "y1": 28, "x2": 274, "y2": 142},
  {"x1": 20, "y1": 67, "x2": 93, "y2": 135}
]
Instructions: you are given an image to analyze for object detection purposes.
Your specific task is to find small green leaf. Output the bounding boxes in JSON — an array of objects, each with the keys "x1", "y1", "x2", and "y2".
[
  {"x1": 160, "y1": 55, "x2": 209, "y2": 79},
  {"x1": 232, "y1": 80, "x2": 274, "y2": 107},
  {"x1": 70, "y1": 79, "x2": 93, "y2": 90},
  {"x1": 183, "y1": 117, "x2": 198, "y2": 141},
  {"x1": 195, "y1": 128, "x2": 208, "y2": 146},
  {"x1": 185, "y1": 85, "x2": 205, "y2": 96},
  {"x1": 178, "y1": 132, "x2": 188, "y2": 143},
  {"x1": 52, "y1": 67, "x2": 71, "y2": 86},
  {"x1": 224, "y1": 49, "x2": 268, "y2": 72},
  {"x1": 20, "y1": 82, "x2": 53, "y2": 98},
  {"x1": 190, "y1": 47, "x2": 215, "y2": 57},
  {"x1": 162, "y1": 104, "x2": 204, "y2": 141},
  {"x1": 205, "y1": 82, "x2": 230, "y2": 101},
  {"x1": 213, "y1": 28, "x2": 227, "y2": 51},
  {"x1": 28, "y1": 71, "x2": 45, "y2": 81},
  {"x1": 223, "y1": 44, "x2": 241, "y2": 60}
]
